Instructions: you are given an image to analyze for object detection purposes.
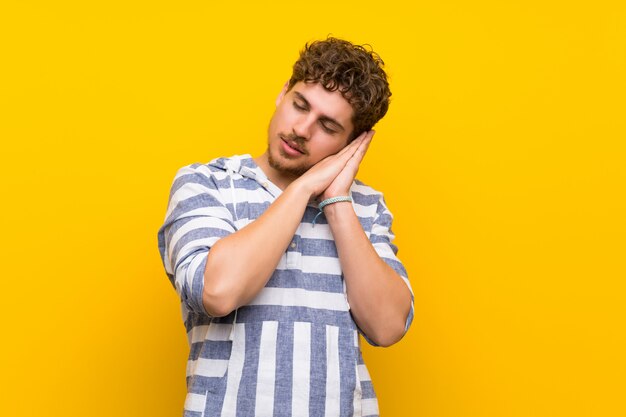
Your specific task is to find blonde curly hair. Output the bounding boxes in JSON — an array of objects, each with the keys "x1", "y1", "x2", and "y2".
[{"x1": 287, "y1": 37, "x2": 392, "y2": 140}]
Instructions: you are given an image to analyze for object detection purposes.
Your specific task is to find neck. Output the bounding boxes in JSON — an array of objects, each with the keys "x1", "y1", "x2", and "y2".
[{"x1": 253, "y1": 151, "x2": 298, "y2": 191}]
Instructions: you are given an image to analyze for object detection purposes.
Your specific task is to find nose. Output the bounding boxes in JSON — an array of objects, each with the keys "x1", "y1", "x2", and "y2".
[{"x1": 292, "y1": 113, "x2": 315, "y2": 140}]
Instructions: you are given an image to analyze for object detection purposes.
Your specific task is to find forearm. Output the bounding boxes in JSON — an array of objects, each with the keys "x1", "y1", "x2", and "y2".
[
  {"x1": 325, "y1": 202, "x2": 412, "y2": 346},
  {"x1": 202, "y1": 181, "x2": 310, "y2": 316}
]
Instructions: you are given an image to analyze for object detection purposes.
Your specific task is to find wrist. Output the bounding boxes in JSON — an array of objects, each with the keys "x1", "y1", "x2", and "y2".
[
  {"x1": 311, "y1": 195, "x2": 353, "y2": 226},
  {"x1": 322, "y1": 199, "x2": 357, "y2": 229},
  {"x1": 321, "y1": 198, "x2": 353, "y2": 216},
  {"x1": 318, "y1": 196, "x2": 352, "y2": 211},
  {"x1": 290, "y1": 176, "x2": 316, "y2": 199},
  {"x1": 319, "y1": 189, "x2": 351, "y2": 202}
]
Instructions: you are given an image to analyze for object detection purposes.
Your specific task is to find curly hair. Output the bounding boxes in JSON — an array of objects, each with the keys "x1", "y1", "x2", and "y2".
[{"x1": 287, "y1": 37, "x2": 392, "y2": 140}]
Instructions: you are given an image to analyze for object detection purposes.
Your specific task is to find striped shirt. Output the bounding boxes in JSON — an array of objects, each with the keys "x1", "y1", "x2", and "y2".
[{"x1": 157, "y1": 154, "x2": 414, "y2": 417}]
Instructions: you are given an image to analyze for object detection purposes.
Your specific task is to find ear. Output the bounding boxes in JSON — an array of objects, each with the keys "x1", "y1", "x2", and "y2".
[{"x1": 275, "y1": 81, "x2": 290, "y2": 106}]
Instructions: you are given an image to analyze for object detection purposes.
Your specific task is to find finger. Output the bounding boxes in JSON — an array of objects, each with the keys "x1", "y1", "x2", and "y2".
[
  {"x1": 338, "y1": 135, "x2": 372, "y2": 178},
  {"x1": 328, "y1": 135, "x2": 366, "y2": 166},
  {"x1": 341, "y1": 132, "x2": 367, "y2": 154},
  {"x1": 362, "y1": 130, "x2": 374, "y2": 152},
  {"x1": 317, "y1": 132, "x2": 368, "y2": 172},
  {"x1": 350, "y1": 130, "x2": 375, "y2": 161}
]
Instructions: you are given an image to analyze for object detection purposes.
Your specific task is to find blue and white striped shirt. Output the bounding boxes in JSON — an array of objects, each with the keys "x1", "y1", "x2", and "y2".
[{"x1": 157, "y1": 154, "x2": 414, "y2": 417}]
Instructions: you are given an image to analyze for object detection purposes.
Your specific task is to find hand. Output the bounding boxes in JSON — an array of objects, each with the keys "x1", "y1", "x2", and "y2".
[
  {"x1": 320, "y1": 130, "x2": 374, "y2": 201},
  {"x1": 293, "y1": 131, "x2": 372, "y2": 199}
]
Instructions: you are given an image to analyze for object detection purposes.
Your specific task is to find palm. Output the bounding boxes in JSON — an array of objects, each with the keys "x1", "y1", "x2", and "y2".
[
  {"x1": 296, "y1": 131, "x2": 374, "y2": 200},
  {"x1": 321, "y1": 131, "x2": 373, "y2": 200}
]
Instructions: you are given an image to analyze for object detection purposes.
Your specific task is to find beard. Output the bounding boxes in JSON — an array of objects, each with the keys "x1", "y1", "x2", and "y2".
[
  {"x1": 267, "y1": 145, "x2": 310, "y2": 178},
  {"x1": 266, "y1": 131, "x2": 312, "y2": 177}
]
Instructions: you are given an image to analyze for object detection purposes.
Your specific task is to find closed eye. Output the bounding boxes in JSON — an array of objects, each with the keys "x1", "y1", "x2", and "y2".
[
  {"x1": 293, "y1": 99, "x2": 338, "y2": 134},
  {"x1": 321, "y1": 123, "x2": 337, "y2": 134}
]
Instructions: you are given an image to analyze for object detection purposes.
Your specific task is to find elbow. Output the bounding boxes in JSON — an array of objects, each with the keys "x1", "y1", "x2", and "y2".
[
  {"x1": 366, "y1": 300, "x2": 412, "y2": 347},
  {"x1": 202, "y1": 280, "x2": 238, "y2": 317},
  {"x1": 369, "y1": 321, "x2": 408, "y2": 347},
  {"x1": 201, "y1": 247, "x2": 239, "y2": 317},
  {"x1": 201, "y1": 255, "x2": 239, "y2": 317}
]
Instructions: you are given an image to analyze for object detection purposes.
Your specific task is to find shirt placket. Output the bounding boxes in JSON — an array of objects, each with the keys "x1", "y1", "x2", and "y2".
[{"x1": 285, "y1": 231, "x2": 301, "y2": 268}]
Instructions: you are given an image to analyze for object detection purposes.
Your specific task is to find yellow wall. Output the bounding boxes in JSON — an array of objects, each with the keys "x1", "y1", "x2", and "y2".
[{"x1": 2, "y1": 1, "x2": 624, "y2": 416}]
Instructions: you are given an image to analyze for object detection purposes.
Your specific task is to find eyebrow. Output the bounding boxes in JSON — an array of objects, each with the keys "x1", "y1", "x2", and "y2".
[{"x1": 294, "y1": 92, "x2": 346, "y2": 132}]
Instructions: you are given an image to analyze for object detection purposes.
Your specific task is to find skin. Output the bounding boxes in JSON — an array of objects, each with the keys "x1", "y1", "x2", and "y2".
[{"x1": 202, "y1": 81, "x2": 412, "y2": 346}]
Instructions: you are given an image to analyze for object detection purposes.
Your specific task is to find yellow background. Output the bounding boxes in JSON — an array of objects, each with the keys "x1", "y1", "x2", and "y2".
[{"x1": 1, "y1": 1, "x2": 625, "y2": 416}]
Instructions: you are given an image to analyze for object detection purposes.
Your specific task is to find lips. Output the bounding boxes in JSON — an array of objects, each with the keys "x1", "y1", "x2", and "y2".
[{"x1": 280, "y1": 136, "x2": 305, "y2": 154}]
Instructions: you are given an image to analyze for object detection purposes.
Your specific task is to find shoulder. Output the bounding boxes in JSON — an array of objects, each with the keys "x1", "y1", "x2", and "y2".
[
  {"x1": 172, "y1": 154, "x2": 253, "y2": 186},
  {"x1": 351, "y1": 179, "x2": 385, "y2": 208},
  {"x1": 351, "y1": 179, "x2": 398, "y2": 225},
  {"x1": 177, "y1": 154, "x2": 243, "y2": 175}
]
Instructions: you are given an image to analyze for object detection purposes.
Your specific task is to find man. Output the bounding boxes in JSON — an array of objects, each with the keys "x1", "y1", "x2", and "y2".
[{"x1": 158, "y1": 37, "x2": 414, "y2": 417}]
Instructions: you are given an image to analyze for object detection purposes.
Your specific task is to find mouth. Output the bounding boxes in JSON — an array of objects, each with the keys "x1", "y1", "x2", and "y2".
[{"x1": 281, "y1": 136, "x2": 306, "y2": 154}]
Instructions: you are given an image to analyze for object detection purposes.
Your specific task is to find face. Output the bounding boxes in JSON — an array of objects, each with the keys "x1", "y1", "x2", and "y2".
[{"x1": 264, "y1": 81, "x2": 354, "y2": 180}]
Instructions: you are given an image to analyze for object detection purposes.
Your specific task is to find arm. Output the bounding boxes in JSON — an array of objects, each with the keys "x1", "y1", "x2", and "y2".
[
  {"x1": 157, "y1": 165, "x2": 239, "y2": 317},
  {"x1": 320, "y1": 132, "x2": 413, "y2": 346},
  {"x1": 324, "y1": 200, "x2": 412, "y2": 347},
  {"x1": 201, "y1": 181, "x2": 310, "y2": 316},
  {"x1": 202, "y1": 135, "x2": 371, "y2": 316}
]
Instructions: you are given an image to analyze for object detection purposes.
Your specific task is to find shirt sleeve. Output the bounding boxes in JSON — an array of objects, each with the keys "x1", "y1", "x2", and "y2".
[
  {"x1": 157, "y1": 165, "x2": 237, "y2": 317},
  {"x1": 359, "y1": 194, "x2": 415, "y2": 346}
]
